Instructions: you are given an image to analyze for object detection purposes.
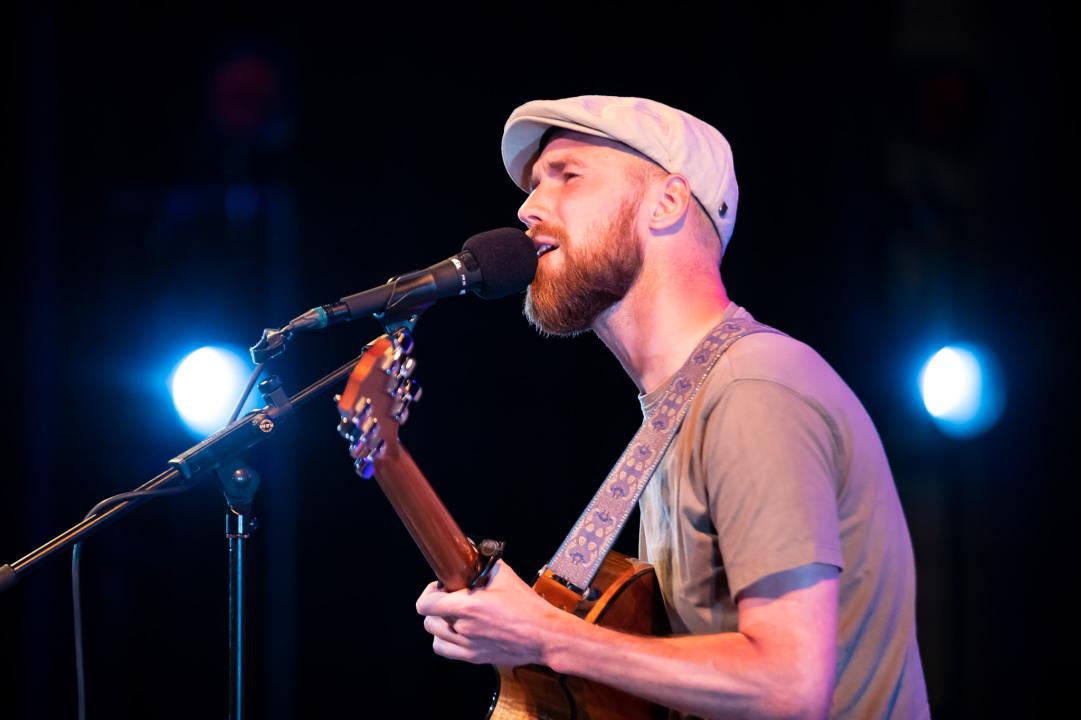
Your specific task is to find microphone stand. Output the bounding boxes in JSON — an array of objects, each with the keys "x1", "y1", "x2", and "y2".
[
  {"x1": 0, "y1": 347, "x2": 376, "y2": 719},
  {"x1": 220, "y1": 460, "x2": 259, "y2": 720}
]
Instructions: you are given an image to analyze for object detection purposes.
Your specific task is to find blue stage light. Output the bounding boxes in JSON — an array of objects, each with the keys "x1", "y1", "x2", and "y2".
[
  {"x1": 919, "y1": 345, "x2": 1005, "y2": 438},
  {"x1": 170, "y1": 347, "x2": 254, "y2": 437}
]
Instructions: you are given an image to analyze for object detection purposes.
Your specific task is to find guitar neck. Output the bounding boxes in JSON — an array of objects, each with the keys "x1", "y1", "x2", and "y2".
[{"x1": 373, "y1": 443, "x2": 481, "y2": 591}]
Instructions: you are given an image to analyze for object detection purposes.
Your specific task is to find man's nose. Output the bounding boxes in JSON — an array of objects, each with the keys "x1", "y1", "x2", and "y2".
[{"x1": 517, "y1": 188, "x2": 547, "y2": 230}]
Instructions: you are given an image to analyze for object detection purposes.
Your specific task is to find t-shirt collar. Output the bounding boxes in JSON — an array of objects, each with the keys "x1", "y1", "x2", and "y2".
[{"x1": 637, "y1": 301, "x2": 744, "y2": 417}]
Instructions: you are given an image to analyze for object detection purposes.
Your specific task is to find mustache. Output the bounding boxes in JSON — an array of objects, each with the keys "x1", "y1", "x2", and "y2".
[{"x1": 526, "y1": 222, "x2": 571, "y2": 245}]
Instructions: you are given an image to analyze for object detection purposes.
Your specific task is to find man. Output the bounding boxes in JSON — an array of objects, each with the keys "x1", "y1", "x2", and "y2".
[{"x1": 415, "y1": 96, "x2": 929, "y2": 719}]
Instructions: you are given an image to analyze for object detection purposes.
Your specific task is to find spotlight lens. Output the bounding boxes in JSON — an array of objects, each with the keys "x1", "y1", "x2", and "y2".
[
  {"x1": 171, "y1": 347, "x2": 251, "y2": 436},
  {"x1": 919, "y1": 344, "x2": 1005, "y2": 438}
]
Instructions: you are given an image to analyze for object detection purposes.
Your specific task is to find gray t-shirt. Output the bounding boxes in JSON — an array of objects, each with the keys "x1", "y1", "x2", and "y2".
[{"x1": 637, "y1": 302, "x2": 929, "y2": 719}]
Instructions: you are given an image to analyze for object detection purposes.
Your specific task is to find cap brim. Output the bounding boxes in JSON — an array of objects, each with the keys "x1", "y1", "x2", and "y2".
[{"x1": 501, "y1": 116, "x2": 613, "y2": 192}]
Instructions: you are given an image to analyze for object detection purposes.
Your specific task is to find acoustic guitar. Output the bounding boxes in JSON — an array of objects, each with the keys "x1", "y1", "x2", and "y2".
[{"x1": 336, "y1": 329, "x2": 671, "y2": 719}]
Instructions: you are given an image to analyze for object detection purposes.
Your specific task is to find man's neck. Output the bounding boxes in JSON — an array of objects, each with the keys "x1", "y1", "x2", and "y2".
[{"x1": 592, "y1": 272, "x2": 732, "y2": 395}]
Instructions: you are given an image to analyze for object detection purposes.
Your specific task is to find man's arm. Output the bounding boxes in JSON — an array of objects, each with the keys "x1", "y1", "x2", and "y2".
[{"x1": 416, "y1": 559, "x2": 838, "y2": 720}]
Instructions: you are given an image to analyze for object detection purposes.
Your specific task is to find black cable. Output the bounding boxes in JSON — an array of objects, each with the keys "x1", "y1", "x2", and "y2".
[
  {"x1": 230, "y1": 362, "x2": 265, "y2": 423},
  {"x1": 72, "y1": 542, "x2": 85, "y2": 720},
  {"x1": 73, "y1": 356, "x2": 264, "y2": 718},
  {"x1": 72, "y1": 485, "x2": 193, "y2": 720}
]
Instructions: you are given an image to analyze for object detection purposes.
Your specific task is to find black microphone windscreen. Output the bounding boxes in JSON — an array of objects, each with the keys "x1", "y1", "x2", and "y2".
[{"x1": 462, "y1": 228, "x2": 537, "y2": 299}]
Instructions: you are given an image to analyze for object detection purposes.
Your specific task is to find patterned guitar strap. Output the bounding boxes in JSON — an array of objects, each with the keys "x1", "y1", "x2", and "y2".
[{"x1": 543, "y1": 315, "x2": 783, "y2": 594}]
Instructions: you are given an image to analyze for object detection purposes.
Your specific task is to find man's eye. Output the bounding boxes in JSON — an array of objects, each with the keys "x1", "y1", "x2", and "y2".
[{"x1": 564, "y1": 172, "x2": 580, "y2": 182}]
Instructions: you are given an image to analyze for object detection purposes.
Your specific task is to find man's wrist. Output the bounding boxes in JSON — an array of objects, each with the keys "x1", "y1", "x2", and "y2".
[{"x1": 537, "y1": 607, "x2": 584, "y2": 673}]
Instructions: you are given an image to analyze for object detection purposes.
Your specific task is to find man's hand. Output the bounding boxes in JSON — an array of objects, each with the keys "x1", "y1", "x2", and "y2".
[
  {"x1": 417, "y1": 561, "x2": 838, "y2": 719},
  {"x1": 415, "y1": 559, "x2": 568, "y2": 667}
]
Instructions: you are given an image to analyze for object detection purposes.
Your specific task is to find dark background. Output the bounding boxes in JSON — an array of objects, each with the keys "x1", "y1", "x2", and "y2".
[{"x1": 4, "y1": 3, "x2": 1072, "y2": 718}]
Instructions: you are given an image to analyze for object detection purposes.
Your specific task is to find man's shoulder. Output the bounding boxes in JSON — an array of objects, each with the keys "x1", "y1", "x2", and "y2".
[
  {"x1": 696, "y1": 311, "x2": 872, "y2": 450},
  {"x1": 705, "y1": 314, "x2": 842, "y2": 400}
]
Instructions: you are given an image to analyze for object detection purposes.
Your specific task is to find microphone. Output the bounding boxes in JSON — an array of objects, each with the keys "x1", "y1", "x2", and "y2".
[{"x1": 290, "y1": 228, "x2": 537, "y2": 332}]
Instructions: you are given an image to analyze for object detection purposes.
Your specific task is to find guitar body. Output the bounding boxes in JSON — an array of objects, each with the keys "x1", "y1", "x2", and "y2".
[{"x1": 488, "y1": 552, "x2": 671, "y2": 720}]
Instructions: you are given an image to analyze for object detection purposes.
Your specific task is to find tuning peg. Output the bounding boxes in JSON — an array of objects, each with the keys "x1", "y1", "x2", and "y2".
[
  {"x1": 386, "y1": 374, "x2": 403, "y2": 394},
  {"x1": 354, "y1": 456, "x2": 375, "y2": 479},
  {"x1": 337, "y1": 417, "x2": 360, "y2": 443},
  {"x1": 400, "y1": 356, "x2": 417, "y2": 378},
  {"x1": 394, "y1": 329, "x2": 414, "y2": 355},
  {"x1": 351, "y1": 396, "x2": 372, "y2": 418},
  {"x1": 349, "y1": 417, "x2": 379, "y2": 451},
  {"x1": 356, "y1": 415, "x2": 379, "y2": 437},
  {"x1": 391, "y1": 376, "x2": 421, "y2": 403},
  {"x1": 390, "y1": 398, "x2": 410, "y2": 424},
  {"x1": 354, "y1": 435, "x2": 387, "y2": 458}
]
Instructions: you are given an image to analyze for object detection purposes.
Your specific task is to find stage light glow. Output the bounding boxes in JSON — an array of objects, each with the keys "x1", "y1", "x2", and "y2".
[
  {"x1": 919, "y1": 345, "x2": 1005, "y2": 438},
  {"x1": 170, "y1": 347, "x2": 253, "y2": 437}
]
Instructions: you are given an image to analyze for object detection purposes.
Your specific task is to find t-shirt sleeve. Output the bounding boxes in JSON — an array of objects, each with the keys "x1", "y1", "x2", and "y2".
[{"x1": 700, "y1": 378, "x2": 845, "y2": 600}]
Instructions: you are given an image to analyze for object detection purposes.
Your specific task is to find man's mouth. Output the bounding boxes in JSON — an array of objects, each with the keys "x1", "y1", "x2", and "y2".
[{"x1": 536, "y1": 243, "x2": 559, "y2": 257}]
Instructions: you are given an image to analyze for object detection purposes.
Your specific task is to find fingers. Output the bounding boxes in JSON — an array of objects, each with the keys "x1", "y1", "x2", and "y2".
[
  {"x1": 489, "y1": 558, "x2": 510, "y2": 575},
  {"x1": 417, "y1": 584, "x2": 474, "y2": 617},
  {"x1": 432, "y1": 636, "x2": 476, "y2": 663},
  {"x1": 424, "y1": 614, "x2": 480, "y2": 664},
  {"x1": 423, "y1": 615, "x2": 470, "y2": 647},
  {"x1": 415, "y1": 581, "x2": 449, "y2": 614},
  {"x1": 484, "y1": 559, "x2": 523, "y2": 589}
]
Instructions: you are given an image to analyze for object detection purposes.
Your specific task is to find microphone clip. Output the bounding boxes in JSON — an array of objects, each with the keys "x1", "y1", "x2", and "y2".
[
  {"x1": 250, "y1": 325, "x2": 293, "y2": 364},
  {"x1": 374, "y1": 300, "x2": 432, "y2": 337}
]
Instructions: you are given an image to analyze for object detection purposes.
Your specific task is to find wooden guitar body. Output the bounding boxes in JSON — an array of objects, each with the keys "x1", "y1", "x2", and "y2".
[{"x1": 489, "y1": 552, "x2": 671, "y2": 720}]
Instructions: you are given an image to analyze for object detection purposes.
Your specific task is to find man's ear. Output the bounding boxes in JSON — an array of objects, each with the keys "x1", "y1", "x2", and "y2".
[{"x1": 647, "y1": 174, "x2": 695, "y2": 234}]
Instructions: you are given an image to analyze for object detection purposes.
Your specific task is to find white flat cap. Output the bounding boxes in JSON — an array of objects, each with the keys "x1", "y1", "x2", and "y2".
[{"x1": 501, "y1": 95, "x2": 739, "y2": 253}]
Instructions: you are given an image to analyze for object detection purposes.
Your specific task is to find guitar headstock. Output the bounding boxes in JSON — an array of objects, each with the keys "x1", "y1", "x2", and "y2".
[{"x1": 335, "y1": 329, "x2": 422, "y2": 479}]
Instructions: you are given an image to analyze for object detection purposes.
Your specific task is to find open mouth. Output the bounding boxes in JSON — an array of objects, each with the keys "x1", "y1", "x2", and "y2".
[{"x1": 536, "y1": 243, "x2": 559, "y2": 257}]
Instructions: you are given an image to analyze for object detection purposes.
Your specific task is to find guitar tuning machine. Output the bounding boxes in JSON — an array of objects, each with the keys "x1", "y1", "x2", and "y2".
[
  {"x1": 354, "y1": 415, "x2": 379, "y2": 440},
  {"x1": 385, "y1": 373, "x2": 401, "y2": 394},
  {"x1": 347, "y1": 416, "x2": 379, "y2": 456},
  {"x1": 338, "y1": 398, "x2": 373, "y2": 442},
  {"x1": 349, "y1": 432, "x2": 383, "y2": 460},
  {"x1": 391, "y1": 399, "x2": 410, "y2": 424},
  {"x1": 337, "y1": 417, "x2": 358, "y2": 443},
  {"x1": 388, "y1": 376, "x2": 421, "y2": 403},
  {"x1": 354, "y1": 456, "x2": 375, "y2": 479},
  {"x1": 381, "y1": 357, "x2": 417, "y2": 391},
  {"x1": 390, "y1": 377, "x2": 424, "y2": 424},
  {"x1": 355, "y1": 397, "x2": 373, "y2": 417},
  {"x1": 408, "y1": 379, "x2": 422, "y2": 403},
  {"x1": 393, "y1": 328, "x2": 414, "y2": 355},
  {"x1": 352, "y1": 436, "x2": 386, "y2": 479}
]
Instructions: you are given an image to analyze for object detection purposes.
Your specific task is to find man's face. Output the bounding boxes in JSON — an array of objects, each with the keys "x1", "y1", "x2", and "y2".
[{"x1": 517, "y1": 132, "x2": 647, "y2": 336}]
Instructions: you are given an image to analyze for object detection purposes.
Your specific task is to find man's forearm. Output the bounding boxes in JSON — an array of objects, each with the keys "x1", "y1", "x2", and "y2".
[
  {"x1": 417, "y1": 562, "x2": 837, "y2": 718},
  {"x1": 539, "y1": 611, "x2": 830, "y2": 720}
]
